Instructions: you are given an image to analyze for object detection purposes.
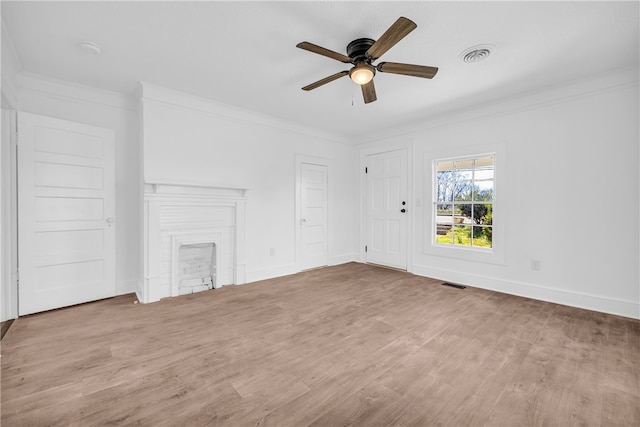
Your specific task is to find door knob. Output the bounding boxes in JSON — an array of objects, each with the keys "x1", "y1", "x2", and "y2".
[
  {"x1": 401, "y1": 209, "x2": 406, "y2": 213},
  {"x1": 106, "y1": 217, "x2": 115, "y2": 223}
]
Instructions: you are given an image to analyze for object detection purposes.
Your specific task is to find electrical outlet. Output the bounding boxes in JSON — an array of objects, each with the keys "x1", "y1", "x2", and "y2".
[{"x1": 530, "y1": 259, "x2": 541, "y2": 271}]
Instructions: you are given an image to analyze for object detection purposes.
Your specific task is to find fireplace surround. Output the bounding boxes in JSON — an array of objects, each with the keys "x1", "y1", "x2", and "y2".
[{"x1": 141, "y1": 181, "x2": 247, "y2": 303}]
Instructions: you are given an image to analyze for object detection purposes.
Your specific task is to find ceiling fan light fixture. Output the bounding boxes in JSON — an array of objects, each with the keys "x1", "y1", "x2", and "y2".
[
  {"x1": 297, "y1": 16, "x2": 437, "y2": 103},
  {"x1": 349, "y1": 63, "x2": 375, "y2": 85}
]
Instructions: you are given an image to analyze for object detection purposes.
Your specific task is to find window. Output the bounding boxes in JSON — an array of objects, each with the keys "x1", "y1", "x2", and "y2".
[{"x1": 434, "y1": 154, "x2": 494, "y2": 249}]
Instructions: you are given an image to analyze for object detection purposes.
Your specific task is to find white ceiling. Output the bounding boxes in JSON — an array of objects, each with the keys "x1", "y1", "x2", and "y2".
[{"x1": 2, "y1": 1, "x2": 639, "y2": 140}]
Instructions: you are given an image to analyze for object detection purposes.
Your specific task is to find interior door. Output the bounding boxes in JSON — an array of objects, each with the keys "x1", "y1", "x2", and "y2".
[
  {"x1": 366, "y1": 149, "x2": 408, "y2": 270},
  {"x1": 298, "y1": 162, "x2": 328, "y2": 270},
  {"x1": 18, "y1": 112, "x2": 116, "y2": 315}
]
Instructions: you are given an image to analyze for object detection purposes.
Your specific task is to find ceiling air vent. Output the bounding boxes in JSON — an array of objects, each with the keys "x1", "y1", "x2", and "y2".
[
  {"x1": 460, "y1": 44, "x2": 494, "y2": 63},
  {"x1": 79, "y1": 41, "x2": 102, "y2": 55}
]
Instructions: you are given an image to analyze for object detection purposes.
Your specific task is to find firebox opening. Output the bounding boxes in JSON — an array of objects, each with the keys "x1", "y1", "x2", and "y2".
[{"x1": 178, "y1": 242, "x2": 217, "y2": 295}]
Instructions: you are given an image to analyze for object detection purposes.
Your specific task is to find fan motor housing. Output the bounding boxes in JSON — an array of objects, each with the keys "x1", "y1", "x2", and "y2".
[{"x1": 347, "y1": 38, "x2": 375, "y2": 63}]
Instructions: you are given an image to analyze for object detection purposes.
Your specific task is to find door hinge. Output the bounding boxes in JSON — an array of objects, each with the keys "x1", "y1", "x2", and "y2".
[
  {"x1": 365, "y1": 166, "x2": 368, "y2": 173},
  {"x1": 365, "y1": 245, "x2": 367, "y2": 252}
]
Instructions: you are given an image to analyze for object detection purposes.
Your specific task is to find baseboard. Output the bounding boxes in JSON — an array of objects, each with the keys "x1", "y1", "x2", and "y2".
[
  {"x1": 412, "y1": 264, "x2": 640, "y2": 320},
  {"x1": 245, "y1": 263, "x2": 298, "y2": 284},
  {"x1": 330, "y1": 253, "x2": 357, "y2": 266},
  {"x1": 134, "y1": 279, "x2": 144, "y2": 304},
  {"x1": 234, "y1": 256, "x2": 355, "y2": 286},
  {"x1": 1, "y1": 319, "x2": 15, "y2": 341}
]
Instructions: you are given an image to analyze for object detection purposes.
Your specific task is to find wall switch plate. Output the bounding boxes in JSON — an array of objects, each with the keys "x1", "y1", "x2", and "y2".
[{"x1": 530, "y1": 259, "x2": 541, "y2": 271}]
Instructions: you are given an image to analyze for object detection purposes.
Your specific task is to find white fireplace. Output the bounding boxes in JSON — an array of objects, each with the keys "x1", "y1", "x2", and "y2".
[{"x1": 141, "y1": 181, "x2": 247, "y2": 303}]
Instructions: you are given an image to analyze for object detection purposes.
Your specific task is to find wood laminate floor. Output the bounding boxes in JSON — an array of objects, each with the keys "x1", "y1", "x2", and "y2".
[{"x1": 1, "y1": 263, "x2": 639, "y2": 426}]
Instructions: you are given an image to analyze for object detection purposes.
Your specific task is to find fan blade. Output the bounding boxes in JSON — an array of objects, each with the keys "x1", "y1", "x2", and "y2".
[
  {"x1": 361, "y1": 80, "x2": 377, "y2": 104},
  {"x1": 377, "y1": 62, "x2": 438, "y2": 79},
  {"x1": 302, "y1": 71, "x2": 349, "y2": 91},
  {"x1": 297, "y1": 42, "x2": 353, "y2": 63},
  {"x1": 366, "y1": 17, "x2": 417, "y2": 60}
]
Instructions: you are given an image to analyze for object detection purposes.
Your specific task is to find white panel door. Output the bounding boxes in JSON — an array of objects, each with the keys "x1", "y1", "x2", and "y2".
[
  {"x1": 298, "y1": 163, "x2": 328, "y2": 270},
  {"x1": 366, "y1": 149, "x2": 408, "y2": 270},
  {"x1": 18, "y1": 113, "x2": 116, "y2": 315}
]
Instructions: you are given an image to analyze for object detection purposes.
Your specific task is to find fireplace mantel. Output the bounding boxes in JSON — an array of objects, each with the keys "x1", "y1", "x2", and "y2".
[
  {"x1": 141, "y1": 181, "x2": 247, "y2": 303},
  {"x1": 144, "y1": 179, "x2": 249, "y2": 199}
]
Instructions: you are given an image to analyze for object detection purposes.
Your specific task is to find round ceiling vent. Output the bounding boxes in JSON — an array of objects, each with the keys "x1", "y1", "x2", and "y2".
[
  {"x1": 460, "y1": 44, "x2": 494, "y2": 63},
  {"x1": 79, "y1": 41, "x2": 102, "y2": 55}
]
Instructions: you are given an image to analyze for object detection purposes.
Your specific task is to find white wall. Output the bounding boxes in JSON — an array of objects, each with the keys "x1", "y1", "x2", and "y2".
[
  {"x1": 17, "y1": 74, "x2": 141, "y2": 297},
  {"x1": 139, "y1": 83, "x2": 357, "y2": 284},
  {"x1": 359, "y1": 67, "x2": 640, "y2": 319}
]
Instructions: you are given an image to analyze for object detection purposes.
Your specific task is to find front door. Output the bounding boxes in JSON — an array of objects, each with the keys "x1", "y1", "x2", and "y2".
[
  {"x1": 366, "y1": 149, "x2": 408, "y2": 270},
  {"x1": 297, "y1": 162, "x2": 328, "y2": 271},
  {"x1": 18, "y1": 113, "x2": 116, "y2": 315}
]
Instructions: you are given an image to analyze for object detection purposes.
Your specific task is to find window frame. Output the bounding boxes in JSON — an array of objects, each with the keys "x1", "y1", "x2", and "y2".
[
  {"x1": 422, "y1": 143, "x2": 505, "y2": 265},
  {"x1": 433, "y1": 154, "x2": 494, "y2": 250}
]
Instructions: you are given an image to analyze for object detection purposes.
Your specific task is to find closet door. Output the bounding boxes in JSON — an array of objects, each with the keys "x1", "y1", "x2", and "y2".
[
  {"x1": 298, "y1": 162, "x2": 328, "y2": 271},
  {"x1": 18, "y1": 112, "x2": 116, "y2": 315}
]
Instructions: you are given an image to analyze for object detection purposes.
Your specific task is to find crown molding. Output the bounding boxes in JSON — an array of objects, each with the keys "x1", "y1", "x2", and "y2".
[
  {"x1": 355, "y1": 65, "x2": 640, "y2": 145},
  {"x1": 139, "y1": 81, "x2": 353, "y2": 146},
  {"x1": 19, "y1": 72, "x2": 138, "y2": 112},
  {"x1": 1, "y1": 18, "x2": 21, "y2": 108}
]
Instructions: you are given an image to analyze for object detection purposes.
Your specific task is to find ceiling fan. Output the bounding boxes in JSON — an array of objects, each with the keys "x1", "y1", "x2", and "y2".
[{"x1": 296, "y1": 17, "x2": 438, "y2": 104}]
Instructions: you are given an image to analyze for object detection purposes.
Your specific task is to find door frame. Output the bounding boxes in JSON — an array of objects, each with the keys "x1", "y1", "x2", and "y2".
[
  {"x1": 0, "y1": 106, "x2": 18, "y2": 321},
  {"x1": 295, "y1": 154, "x2": 330, "y2": 272},
  {"x1": 359, "y1": 142, "x2": 413, "y2": 273}
]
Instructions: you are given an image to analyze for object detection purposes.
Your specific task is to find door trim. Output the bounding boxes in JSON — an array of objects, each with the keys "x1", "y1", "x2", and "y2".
[
  {"x1": 0, "y1": 108, "x2": 18, "y2": 321},
  {"x1": 359, "y1": 143, "x2": 413, "y2": 273},
  {"x1": 295, "y1": 154, "x2": 330, "y2": 272}
]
